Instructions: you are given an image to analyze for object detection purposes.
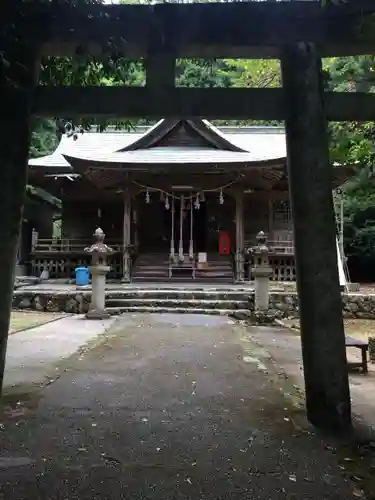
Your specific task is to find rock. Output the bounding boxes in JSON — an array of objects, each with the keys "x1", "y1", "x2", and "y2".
[
  {"x1": 250, "y1": 310, "x2": 279, "y2": 325},
  {"x1": 34, "y1": 295, "x2": 46, "y2": 312},
  {"x1": 82, "y1": 301, "x2": 90, "y2": 314},
  {"x1": 65, "y1": 298, "x2": 79, "y2": 314},
  {"x1": 12, "y1": 295, "x2": 22, "y2": 309},
  {"x1": 19, "y1": 298, "x2": 32, "y2": 309},
  {"x1": 75, "y1": 294, "x2": 84, "y2": 305},
  {"x1": 230, "y1": 310, "x2": 251, "y2": 320},
  {"x1": 46, "y1": 298, "x2": 60, "y2": 313}
]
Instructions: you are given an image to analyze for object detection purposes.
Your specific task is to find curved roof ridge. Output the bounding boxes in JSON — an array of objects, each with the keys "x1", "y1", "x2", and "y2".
[
  {"x1": 117, "y1": 119, "x2": 178, "y2": 151},
  {"x1": 118, "y1": 118, "x2": 250, "y2": 152},
  {"x1": 192, "y1": 119, "x2": 248, "y2": 152}
]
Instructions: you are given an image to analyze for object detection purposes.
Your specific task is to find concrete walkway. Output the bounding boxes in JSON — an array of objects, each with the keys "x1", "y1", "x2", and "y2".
[
  {"x1": 3, "y1": 315, "x2": 116, "y2": 391},
  {"x1": 249, "y1": 325, "x2": 375, "y2": 433},
  {"x1": 0, "y1": 314, "x2": 362, "y2": 499}
]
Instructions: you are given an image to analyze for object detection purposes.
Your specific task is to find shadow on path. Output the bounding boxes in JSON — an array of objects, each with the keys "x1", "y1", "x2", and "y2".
[{"x1": 0, "y1": 314, "x2": 360, "y2": 499}]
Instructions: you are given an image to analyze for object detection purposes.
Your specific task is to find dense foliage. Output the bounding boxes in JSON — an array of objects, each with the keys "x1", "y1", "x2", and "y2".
[
  {"x1": 325, "y1": 57, "x2": 375, "y2": 280},
  {"x1": 31, "y1": 57, "x2": 282, "y2": 155}
]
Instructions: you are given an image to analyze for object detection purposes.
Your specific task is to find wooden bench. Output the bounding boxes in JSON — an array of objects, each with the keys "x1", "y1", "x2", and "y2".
[{"x1": 345, "y1": 336, "x2": 368, "y2": 374}]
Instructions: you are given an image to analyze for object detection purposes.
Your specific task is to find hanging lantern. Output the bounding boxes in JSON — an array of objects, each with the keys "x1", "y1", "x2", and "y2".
[
  {"x1": 145, "y1": 189, "x2": 150, "y2": 204},
  {"x1": 200, "y1": 192, "x2": 205, "y2": 202},
  {"x1": 97, "y1": 207, "x2": 102, "y2": 218},
  {"x1": 219, "y1": 188, "x2": 224, "y2": 205},
  {"x1": 194, "y1": 193, "x2": 200, "y2": 210},
  {"x1": 165, "y1": 194, "x2": 170, "y2": 210}
]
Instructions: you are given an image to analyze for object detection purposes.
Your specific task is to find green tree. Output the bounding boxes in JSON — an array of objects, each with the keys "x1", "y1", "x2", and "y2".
[
  {"x1": 29, "y1": 119, "x2": 59, "y2": 158},
  {"x1": 224, "y1": 58, "x2": 281, "y2": 89},
  {"x1": 325, "y1": 56, "x2": 375, "y2": 279},
  {"x1": 176, "y1": 59, "x2": 233, "y2": 88}
]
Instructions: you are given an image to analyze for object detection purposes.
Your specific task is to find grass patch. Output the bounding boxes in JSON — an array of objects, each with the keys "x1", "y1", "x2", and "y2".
[{"x1": 10, "y1": 311, "x2": 65, "y2": 334}]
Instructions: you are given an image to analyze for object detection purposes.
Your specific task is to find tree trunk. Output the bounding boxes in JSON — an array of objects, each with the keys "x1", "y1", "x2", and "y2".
[
  {"x1": 0, "y1": 41, "x2": 38, "y2": 394},
  {"x1": 281, "y1": 43, "x2": 351, "y2": 431}
]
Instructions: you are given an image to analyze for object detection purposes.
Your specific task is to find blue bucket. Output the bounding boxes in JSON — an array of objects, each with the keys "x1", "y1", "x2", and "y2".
[{"x1": 75, "y1": 266, "x2": 89, "y2": 286}]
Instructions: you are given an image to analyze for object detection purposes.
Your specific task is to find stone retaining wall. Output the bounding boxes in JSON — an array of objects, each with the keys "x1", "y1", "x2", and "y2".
[
  {"x1": 12, "y1": 289, "x2": 375, "y2": 319},
  {"x1": 253, "y1": 292, "x2": 375, "y2": 320},
  {"x1": 13, "y1": 291, "x2": 91, "y2": 314}
]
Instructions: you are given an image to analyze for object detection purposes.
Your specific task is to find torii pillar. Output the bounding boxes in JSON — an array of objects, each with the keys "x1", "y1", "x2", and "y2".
[
  {"x1": 0, "y1": 44, "x2": 39, "y2": 395},
  {"x1": 281, "y1": 43, "x2": 351, "y2": 431}
]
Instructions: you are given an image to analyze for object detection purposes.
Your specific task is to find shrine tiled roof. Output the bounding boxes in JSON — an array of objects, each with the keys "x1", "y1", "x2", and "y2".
[
  {"x1": 28, "y1": 131, "x2": 144, "y2": 170},
  {"x1": 28, "y1": 119, "x2": 287, "y2": 171},
  {"x1": 64, "y1": 146, "x2": 285, "y2": 168}
]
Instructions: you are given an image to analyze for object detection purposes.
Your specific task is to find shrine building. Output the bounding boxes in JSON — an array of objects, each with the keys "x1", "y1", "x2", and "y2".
[{"x1": 27, "y1": 118, "x2": 348, "y2": 283}]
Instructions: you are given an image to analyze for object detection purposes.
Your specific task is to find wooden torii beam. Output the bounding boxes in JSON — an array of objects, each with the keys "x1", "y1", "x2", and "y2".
[
  {"x1": 19, "y1": 1, "x2": 375, "y2": 58},
  {"x1": 27, "y1": 87, "x2": 375, "y2": 122}
]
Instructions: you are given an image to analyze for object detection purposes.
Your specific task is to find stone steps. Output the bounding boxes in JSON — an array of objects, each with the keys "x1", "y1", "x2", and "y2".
[
  {"x1": 195, "y1": 272, "x2": 233, "y2": 281},
  {"x1": 105, "y1": 289, "x2": 250, "y2": 300},
  {"x1": 105, "y1": 298, "x2": 248, "y2": 309},
  {"x1": 132, "y1": 276, "x2": 234, "y2": 283},
  {"x1": 132, "y1": 270, "x2": 169, "y2": 276},
  {"x1": 105, "y1": 288, "x2": 249, "y2": 314},
  {"x1": 132, "y1": 252, "x2": 234, "y2": 283},
  {"x1": 133, "y1": 267, "x2": 169, "y2": 271},
  {"x1": 132, "y1": 276, "x2": 201, "y2": 283},
  {"x1": 106, "y1": 306, "x2": 248, "y2": 316}
]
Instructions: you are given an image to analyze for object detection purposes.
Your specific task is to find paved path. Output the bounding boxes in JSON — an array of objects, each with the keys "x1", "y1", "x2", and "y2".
[
  {"x1": 0, "y1": 314, "x2": 360, "y2": 499},
  {"x1": 249, "y1": 324, "x2": 375, "y2": 434},
  {"x1": 3, "y1": 315, "x2": 116, "y2": 391}
]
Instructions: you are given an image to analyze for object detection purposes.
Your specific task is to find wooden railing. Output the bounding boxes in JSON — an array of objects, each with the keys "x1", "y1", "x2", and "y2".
[
  {"x1": 30, "y1": 245, "x2": 135, "y2": 279},
  {"x1": 268, "y1": 229, "x2": 294, "y2": 254},
  {"x1": 245, "y1": 239, "x2": 294, "y2": 255},
  {"x1": 267, "y1": 239, "x2": 294, "y2": 255},
  {"x1": 31, "y1": 237, "x2": 124, "y2": 254}
]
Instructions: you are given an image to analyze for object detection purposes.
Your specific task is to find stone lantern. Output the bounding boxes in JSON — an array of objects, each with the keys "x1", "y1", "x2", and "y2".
[
  {"x1": 250, "y1": 231, "x2": 273, "y2": 311},
  {"x1": 84, "y1": 227, "x2": 114, "y2": 319}
]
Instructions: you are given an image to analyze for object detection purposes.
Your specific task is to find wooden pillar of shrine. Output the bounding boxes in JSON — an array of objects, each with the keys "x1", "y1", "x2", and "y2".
[
  {"x1": 235, "y1": 189, "x2": 245, "y2": 282},
  {"x1": 0, "y1": 41, "x2": 39, "y2": 393},
  {"x1": 268, "y1": 198, "x2": 273, "y2": 234},
  {"x1": 122, "y1": 190, "x2": 132, "y2": 282},
  {"x1": 281, "y1": 43, "x2": 351, "y2": 431}
]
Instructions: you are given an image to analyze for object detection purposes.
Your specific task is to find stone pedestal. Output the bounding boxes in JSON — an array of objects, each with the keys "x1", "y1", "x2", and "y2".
[
  {"x1": 252, "y1": 266, "x2": 273, "y2": 310},
  {"x1": 86, "y1": 265, "x2": 111, "y2": 319}
]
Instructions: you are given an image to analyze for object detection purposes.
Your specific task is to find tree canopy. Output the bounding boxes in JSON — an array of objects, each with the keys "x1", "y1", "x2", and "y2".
[{"x1": 323, "y1": 56, "x2": 375, "y2": 280}]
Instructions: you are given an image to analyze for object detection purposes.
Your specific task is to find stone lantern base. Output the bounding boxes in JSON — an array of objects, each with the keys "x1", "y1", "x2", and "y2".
[
  {"x1": 252, "y1": 265, "x2": 273, "y2": 311},
  {"x1": 86, "y1": 265, "x2": 111, "y2": 320},
  {"x1": 86, "y1": 309, "x2": 111, "y2": 320}
]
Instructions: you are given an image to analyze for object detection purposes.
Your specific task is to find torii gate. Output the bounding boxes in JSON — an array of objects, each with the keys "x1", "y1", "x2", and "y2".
[{"x1": 1, "y1": 0, "x2": 375, "y2": 431}]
